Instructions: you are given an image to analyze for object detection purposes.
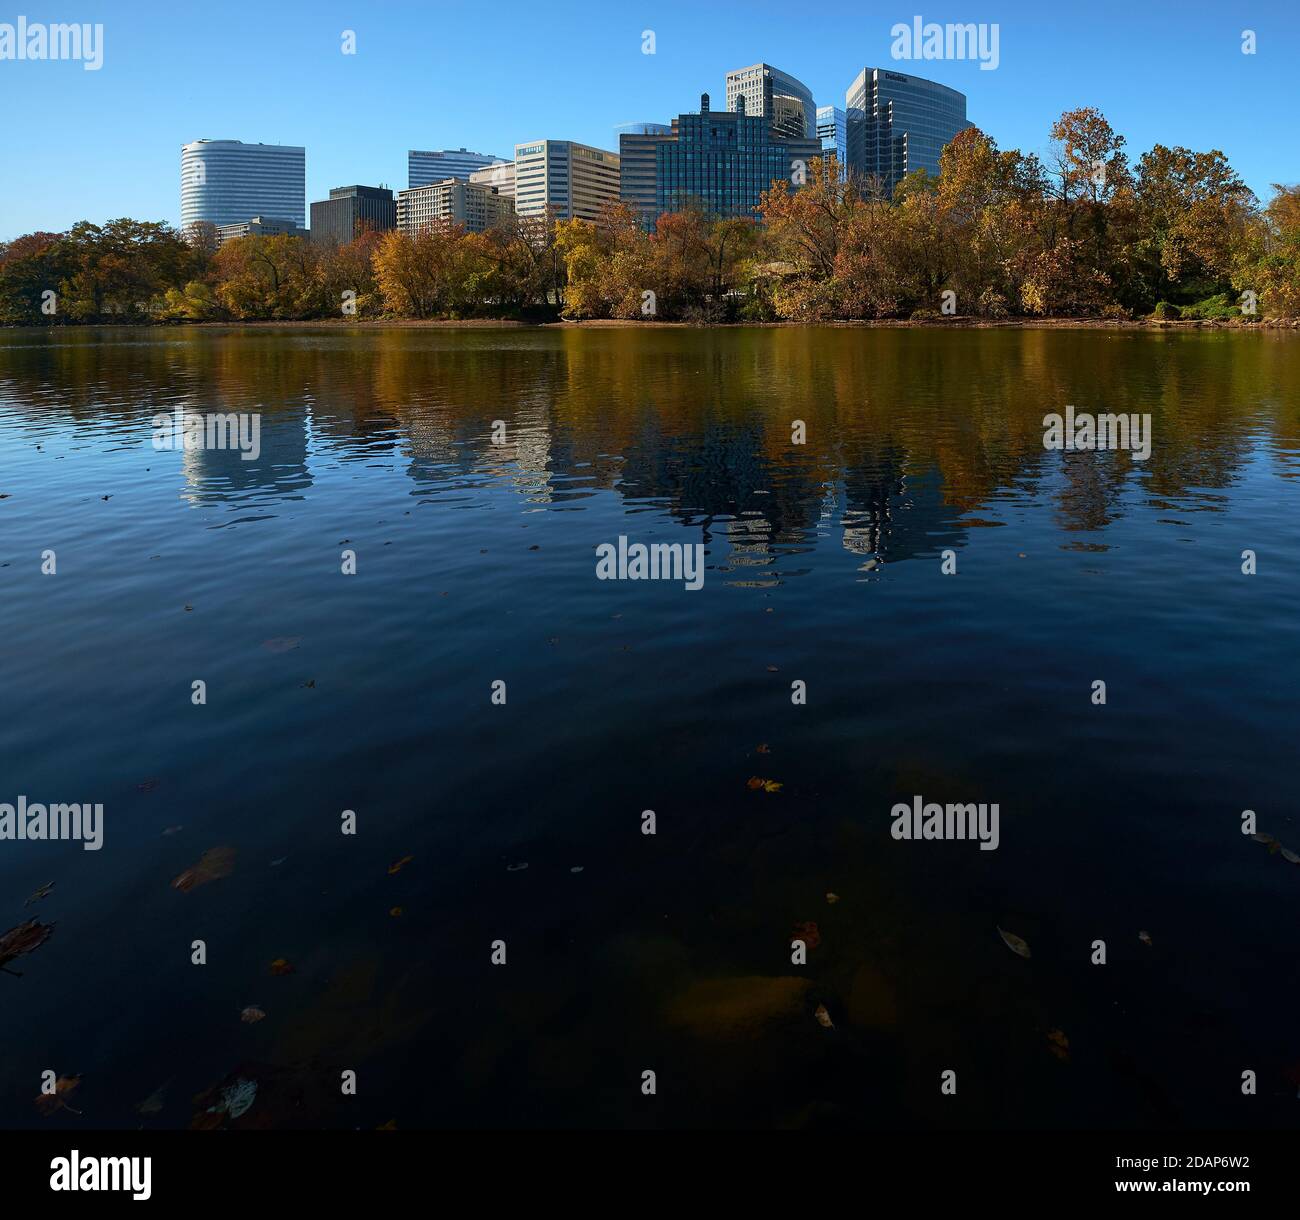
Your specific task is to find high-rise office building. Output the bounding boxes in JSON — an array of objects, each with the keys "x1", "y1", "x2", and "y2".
[
  {"x1": 408, "y1": 148, "x2": 506, "y2": 188},
  {"x1": 513, "y1": 140, "x2": 620, "y2": 221},
  {"x1": 724, "y1": 63, "x2": 816, "y2": 140},
  {"x1": 653, "y1": 94, "x2": 821, "y2": 221},
  {"x1": 396, "y1": 178, "x2": 514, "y2": 235},
  {"x1": 309, "y1": 186, "x2": 397, "y2": 245},
  {"x1": 617, "y1": 122, "x2": 674, "y2": 228},
  {"x1": 844, "y1": 68, "x2": 969, "y2": 197},
  {"x1": 468, "y1": 162, "x2": 516, "y2": 199},
  {"x1": 181, "y1": 140, "x2": 306, "y2": 229},
  {"x1": 816, "y1": 105, "x2": 848, "y2": 180}
]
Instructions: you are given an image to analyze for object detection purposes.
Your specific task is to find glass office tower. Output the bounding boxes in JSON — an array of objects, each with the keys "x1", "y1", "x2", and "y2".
[
  {"x1": 654, "y1": 93, "x2": 821, "y2": 221},
  {"x1": 816, "y1": 105, "x2": 848, "y2": 180},
  {"x1": 725, "y1": 63, "x2": 816, "y2": 140},
  {"x1": 844, "y1": 68, "x2": 969, "y2": 197},
  {"x1": 181, "y1": 140, "x2": 306, "y2": 229}
]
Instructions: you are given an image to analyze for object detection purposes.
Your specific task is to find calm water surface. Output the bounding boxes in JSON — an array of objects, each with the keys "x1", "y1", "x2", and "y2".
[{"x1": 1, "y1": 325, "x2": 1298, "y2": 1129}]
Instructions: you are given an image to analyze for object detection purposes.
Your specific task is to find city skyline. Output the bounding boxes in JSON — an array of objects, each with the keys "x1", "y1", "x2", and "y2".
[{"x1": 1, "y1": 0, "x2": 1296, "y2": 241}]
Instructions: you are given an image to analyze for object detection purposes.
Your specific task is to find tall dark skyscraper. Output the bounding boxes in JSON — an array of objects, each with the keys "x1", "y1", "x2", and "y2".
[{"x1": 845, "y1": 68, "x2": 970, "y2": 197}]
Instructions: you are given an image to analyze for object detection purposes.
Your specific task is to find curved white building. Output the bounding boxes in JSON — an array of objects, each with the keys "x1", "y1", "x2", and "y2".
[{"x1": 180, "y1": 140, "x2": 306, "y2": 229}]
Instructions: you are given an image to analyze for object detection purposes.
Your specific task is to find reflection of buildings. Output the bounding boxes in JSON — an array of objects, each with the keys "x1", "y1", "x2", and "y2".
[{"x1": 177, "y1": 407, "x2": 311, "y2": 504}]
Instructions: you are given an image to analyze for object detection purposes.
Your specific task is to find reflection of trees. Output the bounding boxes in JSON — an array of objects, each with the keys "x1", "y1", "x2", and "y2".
[{"x1": 3, "y1": 326, "x2": 1294, "y2": 549}]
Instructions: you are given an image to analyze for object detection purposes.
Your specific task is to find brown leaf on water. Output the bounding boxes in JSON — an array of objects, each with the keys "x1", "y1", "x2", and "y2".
[
  {"x1": 261, "y1": 637, "x2": 301, "y2": 653},
  {"x1": 997, "y1": 926, "x2": 1032, "y2": 959},
  {"x1": 746, "y1": 777, "x2": 783, "y2": 793},
  {"x1": 171, "y1": 846, "x2": 237, "y2": 892},
  {"x1": 1138, "y1": 930, "x2": 1153, "y2": 946},
  {"x1": 755, "y1": 743, "x2": 771, "y2": 754},
  {"x1": 269, "y1": 958, "x2": 295, "y2": 976},
  {"x1": 0, "y1": 918, "x2": 55, "y2": 972},
  {"x1": 825, "y1": 892, "x2": 840, "y2": 904},
  {"x1": 135, "y1": 1079, "x2": 172, "y2": 1116},
  {"x1": 387, "y1": 855, "x2": 413, "y2": 875},
  {"x1": 240, "y1": 1006, "x2": 266, "y2": 1024},
  {"x1": 814, "y1": 1004, "x2": 834, "y2": 1029},
  {"x1": 793, "y1": 921, "x2": 822, "y2": 950},
  {"x1": 1251, "y1": 832, "x2": 1275, "y2": 844},
  {"x1": 35, "y1": 1074, "x2": 81, "y2": 1117},
  {"x1": 1047, "y1": 1029, "x2": 1070, "y2": 1062},
  {"x1": 389, "y1": 907, "x2": 403, "y2": 918},
  {"x1": 24, "y1": 881, "x2": 55, "y2": 906}
]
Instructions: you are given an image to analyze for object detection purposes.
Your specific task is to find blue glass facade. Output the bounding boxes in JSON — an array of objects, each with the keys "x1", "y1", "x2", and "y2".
[
  {"x1": 816, "y1": 105, "x2": 847, "y2": 180},
  {"x1": 654, "y1": 94, "x2": 821, "y2": 221},
  {"x1": 844, "y1": 68, "x2": 969, "y2": 197}
]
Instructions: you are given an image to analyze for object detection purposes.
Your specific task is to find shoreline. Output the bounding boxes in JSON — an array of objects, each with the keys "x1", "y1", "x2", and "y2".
[{"x1": 4, "y1": 316, "x2": 1298, "y2": 332}]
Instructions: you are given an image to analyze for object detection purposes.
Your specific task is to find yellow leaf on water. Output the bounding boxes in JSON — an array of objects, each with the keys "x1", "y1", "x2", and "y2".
[
  {"x1": 388, "y1": 855, "x2": 413, "y2": 875},
  {"x1": 814, "y1": 1004, "x2": 834, "y2": 1029},
  {"x1": 997, "y1": 926, "x2": 1032, "y2": 959}
]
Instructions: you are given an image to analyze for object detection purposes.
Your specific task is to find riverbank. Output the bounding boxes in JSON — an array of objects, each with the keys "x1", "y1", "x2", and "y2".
[{"x1": 6, "y1": 316, "x2": 1299, "y2": 331}]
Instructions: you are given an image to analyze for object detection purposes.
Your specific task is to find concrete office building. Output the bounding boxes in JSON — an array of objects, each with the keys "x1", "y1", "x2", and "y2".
[
  {"x1": 653, "y1": 93, "x2": 821, "y2": 221},
  {"x1": 214, "y1": 216, "x2": 308, "y2": 246},
  {"x1": 724, "y1": 63, "x2": 816, "y2": 140},
  {"x1": 513, "y1": 140, "x2": 620, "y2": 221},
  {"x1": 408, "y1": 148, "x2": 506, "y2": 188},
  {"x1": 181, "y1": 140, "x2": 306, "y2": 229},
  {"x1": 396, "y1": 178, "x2": 514, "y2": 235},
  {"x1": 844, "y1": 68, "x2": 969, "y2": 197},
  {"x1": 310, "y1": 185, "x2": 397, "y2": 245},
  {"x1": 468, "y1": 162, "x2": 516, "y2": 199},
  {"x1": 816, "y1": 105, "x2": 848, "y2": 180},
  {"x1": 617, "y1": 122, "x2": 673, "y2": 228}
]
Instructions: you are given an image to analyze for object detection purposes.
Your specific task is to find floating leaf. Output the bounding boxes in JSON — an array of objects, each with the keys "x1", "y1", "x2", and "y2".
[
  {"x1": 240, "y1": 1006, "x2": 266, "y2": 1024},
  {"x1": 1047, "y1": 1029, "x2": 1070, "y2": 1062},
  {"x1": 1251, "y1": 832, "x2": 1275, "y2": 844},
  {"x1": 218, "y1": 1078, "x2": 258, "y2": 1119},
  {"x1": 814, "y1": 1004, "x2": 834, "y2": 1029},
  {"x1": 171, "y1": 846, "x2": 236, "y2": 892},
  {"x1": 1281, "y1": 847, "x2": 1300, "y2": 865},
  {"x1": 389, "y1": 906, "x2": 403, "y2": 918},
  {"x1": 35, "y1": 1074, "x2": 81, "y2": 1117},
  {"x1": 24, "y1": 881, "x2": 55, "y2": 906},
  {"x1": 0, "y1": 918, "x2": 55, "y2": 974},
  {"x1": 377, "y1": 1119, "x2": 397, "y2": 1130},
  {"x1": 793, "y1": 921, "x2": 821, "y2": 950},
  {"x1": 755, "y1": 743, "x2": 771, "y2": 754},
  {"x1": 825, "y1": 892, "x2": 840, "y2": 905},
  {"x1": 387, "y1": 855, "x2": 414, "y2": 875},
  {"x1": 747, "y1": 777, "x2": 783, "y2": 793},
  {"x1": 135, "y1": 1079, "x2": 172, "y2": 1116},
  {"x1": 997, "y1": 926, "x2": 1032, "y2": 959},
  {"x1": 1138, "y1": 930, "x2": 1152, "y2": 947},
  {"x1": 269, "y1": 958, "x2": 294, "y2": 976}
]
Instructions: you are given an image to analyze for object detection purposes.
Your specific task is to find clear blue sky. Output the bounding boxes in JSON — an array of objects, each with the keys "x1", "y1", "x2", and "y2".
[{"x1": 1, "y1": 0, "x2": 1296, "y2": 240}]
